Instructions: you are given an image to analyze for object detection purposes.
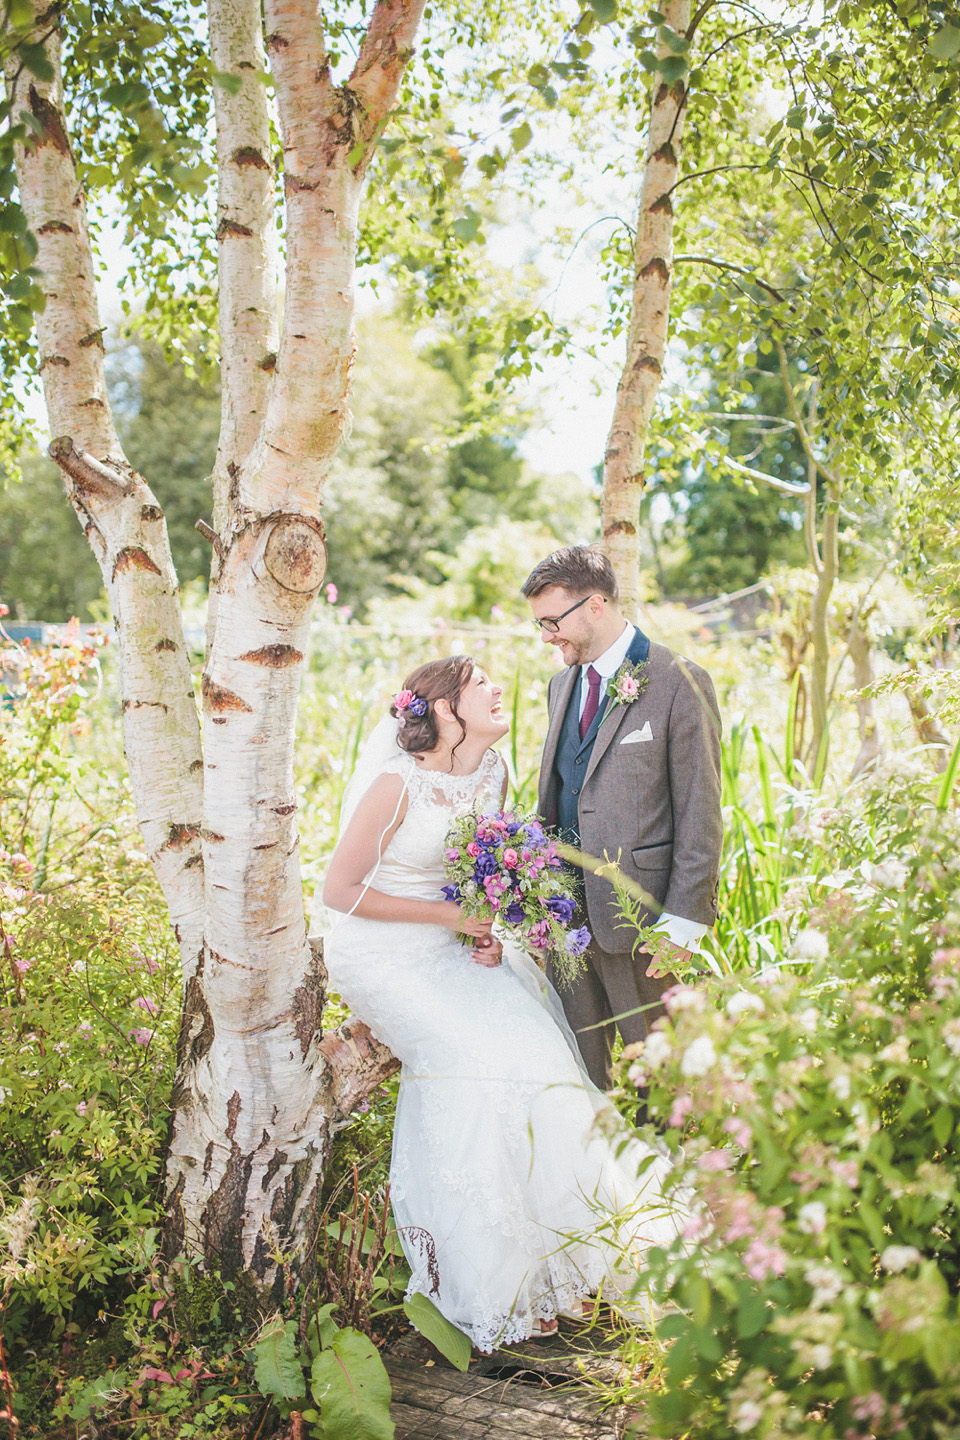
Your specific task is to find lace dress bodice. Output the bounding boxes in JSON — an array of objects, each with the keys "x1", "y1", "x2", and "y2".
[{"x1": 371, "y1": 747, "x2": 503, "y2": 902}]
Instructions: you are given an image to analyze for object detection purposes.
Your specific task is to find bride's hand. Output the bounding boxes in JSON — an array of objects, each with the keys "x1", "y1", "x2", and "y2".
[{"x1": 435, "y1": 903, "x2": 492, "y2": 938}]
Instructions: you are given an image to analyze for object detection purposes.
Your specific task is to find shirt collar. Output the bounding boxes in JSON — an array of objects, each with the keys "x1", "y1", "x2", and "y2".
[{"x1": 581, "y1": 620, "x2": 633, "y2": 683}]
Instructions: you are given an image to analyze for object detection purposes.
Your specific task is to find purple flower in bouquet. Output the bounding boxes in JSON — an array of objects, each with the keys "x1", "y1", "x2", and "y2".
[
  {"x1": 473, "y1": 851, "x2": 498, "y2": 878},
  {"x1": 503, "y1": 900, "x2": 526, "y2": 925},
  {"x1": 442, "y1": 883, "x2": 461, "y2": 902},
  {"x1": 546, "y1": 894, "x2": 576, "y2": 924},
  {"x1": 565, "y1": 926, "x2": 591, "y2": 956}
]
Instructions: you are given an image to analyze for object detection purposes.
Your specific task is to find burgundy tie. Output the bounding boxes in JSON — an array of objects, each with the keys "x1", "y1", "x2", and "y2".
[{"x1": 579, "y1": 665, "x2": 602, "y2": 739}]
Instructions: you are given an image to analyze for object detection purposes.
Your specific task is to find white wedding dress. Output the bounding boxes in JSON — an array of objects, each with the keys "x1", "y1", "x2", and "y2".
[{"x1": 322, "y1": 744, "x2": 683, "y2": 1353}]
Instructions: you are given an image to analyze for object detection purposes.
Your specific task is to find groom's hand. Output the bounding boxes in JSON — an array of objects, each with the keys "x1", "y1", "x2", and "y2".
[
  {"x1": 470, "y1": 934, "x2": 503, "y2": 967},
  {"x1": 644, "y1": 937, "x2": 691, "y2": 978}
]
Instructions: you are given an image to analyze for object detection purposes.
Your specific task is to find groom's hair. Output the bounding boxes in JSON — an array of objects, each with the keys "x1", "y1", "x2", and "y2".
[{"x1": 521, "y1": 544, "x2": 619, "y2": 602}]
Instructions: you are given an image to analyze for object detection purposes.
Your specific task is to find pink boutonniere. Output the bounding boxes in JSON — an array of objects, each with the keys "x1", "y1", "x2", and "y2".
[{"x1": 601, "y1": 660, "x2": 649, "y2": 720}]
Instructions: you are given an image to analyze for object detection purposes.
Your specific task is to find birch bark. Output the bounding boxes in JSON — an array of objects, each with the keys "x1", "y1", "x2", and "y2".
[
  {"x1": 163, "y1": 0, "x2": 424, "y2": 1283},
  {"x1": 3, "y1": 8, "x2": 205, "y2": 969},
  {"x1": 601, "y1": 0, "x2": 691, "y2": 614}
]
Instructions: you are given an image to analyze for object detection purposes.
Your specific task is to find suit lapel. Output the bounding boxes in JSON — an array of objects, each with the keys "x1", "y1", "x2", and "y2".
[
  {"x1": 584, "y1": 625, "x2": 651, "y2": 784},
  {"x1": 541, "y1": 664, "x2": 579, "y2": 782}
]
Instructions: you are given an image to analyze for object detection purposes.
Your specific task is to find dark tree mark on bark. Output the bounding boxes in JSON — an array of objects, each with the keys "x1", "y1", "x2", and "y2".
[
  {"x1": 233, "y1": 145, "x2": 271, "y2": 170},
  {"x1": 226, "y1": 1090, "x2": 242, "y2": 1141},
  {"x1": 28, "y1": 84, "x2": 70, "y2": 156},
  {"x1": 201, "y1": 676, "x2": 254, "y2": 713},
  {"x1": 605, "y1": 519, "x2": 638, "y2": 537},
  {"x1": 37, "y1": 219, "x2": 72, "y2": 235},
  {"x1": 141, "y1": 505, "x2": 163, "y2": 522},
  {"x1": 155, "y1": 638, "x2": 178, "y2": 652},
  {"x1": 201, "y1": 1142, "x2": 254, "y2": 1273},
  {"x1": 78, "y1": 327, "x2": 106, "y2": 349},
  {"x1": 238, "y1": 644, "x2": 304, "y2": 667},
  {"x1": 262, "y1": 1148, "x2": 287, "y2": 1192},
  {"x1": 165, "y1": 823, "x2": 200, "y2": 850},
  {"x1": 217, "y1": 219, "x2": 255, "y2": 240},
  {"x1": 640, "y1": 257, "x2": 671, "y2": 283},
  {"x1": 258, "y1": 352, "x2": 277, "y2": 371},
  {"x1": 113, "y1": 546, "x2": 162, "y2": 580}
]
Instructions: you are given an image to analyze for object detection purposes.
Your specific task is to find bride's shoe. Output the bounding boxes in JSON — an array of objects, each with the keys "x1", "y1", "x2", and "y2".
[{"x1": 528, "y1": 1318, "x2": 559, "y2": 1338}]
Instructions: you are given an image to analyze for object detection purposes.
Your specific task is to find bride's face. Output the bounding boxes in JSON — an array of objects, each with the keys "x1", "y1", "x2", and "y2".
[{"x1": 456, "y1": 668, "x2": 509, "y2": 743}]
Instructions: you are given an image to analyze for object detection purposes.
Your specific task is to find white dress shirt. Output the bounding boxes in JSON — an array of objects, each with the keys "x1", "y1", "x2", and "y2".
[{"x1": 579, "y1": 622, "x2": 708, "y2": 955}]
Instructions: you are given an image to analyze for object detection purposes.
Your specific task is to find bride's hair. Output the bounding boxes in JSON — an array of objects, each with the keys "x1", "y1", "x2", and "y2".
[{"x1": 391, "y1": 655, "x2": 474, "y2": 761}]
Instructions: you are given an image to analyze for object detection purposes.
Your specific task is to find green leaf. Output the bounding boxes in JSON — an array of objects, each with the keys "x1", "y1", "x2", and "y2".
[
  {"x1": 253, "y1": 1319, "x2": 306, "y2": 1403},
  {"x1": 17, "y1": 44, "x2": 54, "y2": 82},
  {"x1": 936, "y1": 736, "x2": 960, "y2": 811},
  {"x1": 933, "y1": 1104, "x2": 953, "y2": 1146},
  {"x1": 510, "y1": 122, "x2": 532, "y2": 152},
  {"x1": 452, "y1": 209, "x2": 482, "y2": 243},
  {"x1": 403, "y1": 1293, "x2": 471, "y2": 1372},
  {"x1": 736, "y1": 1292, "x2": 768, "y2": 1339},
  {"x1": 212, "y1": 71, "x2": 244, "y2": 96},
  {"x1": 929, "y1": 23, "x2": 960, "y2": 58},
  {"x1": 311, "y1": 1328, "x2": 394, "y2": 1440},
  {"x1": 658, "y1": 55, "x2": 688, "y2": 82},
  {"x1": 70, "y1": 1371, "x2": 122, "y2": 1420},
  {"x1": 588, "y1": 0, "x2": 617, "y2": 20}
]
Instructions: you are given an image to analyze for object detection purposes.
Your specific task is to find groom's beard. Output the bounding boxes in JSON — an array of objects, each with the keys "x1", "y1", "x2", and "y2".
[{"x1": 551, "y1": 636, "x2": 591, "y2": 667}]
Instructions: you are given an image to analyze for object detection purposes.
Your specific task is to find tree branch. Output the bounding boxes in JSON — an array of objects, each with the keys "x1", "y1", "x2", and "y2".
[
  {"x1": 209, "y1": 0, "x2": 279, "y2": 532},
  {"x1": 48, "y1": 436, "x2": 134, "y2": 498},
  {"x1": 674, "y1": 252, "x2": 786, "y2": 302},
  {"x1": 722, "y1": 454, "x2": 810, "y2": 496},
  {"x1": 347, "y1": 0, "x2": 427, "y2": 156},
  {"x1": 775, "y1": 339, "x2": 844, "y2": 492}
]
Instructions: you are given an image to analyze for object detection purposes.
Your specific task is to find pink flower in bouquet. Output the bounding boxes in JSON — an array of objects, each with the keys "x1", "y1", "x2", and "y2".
[
  {"x1": 466, "y1": 841, "x2": 480, "y2": 858},
  {"x1": 521, "y1": 848, "x2": 532, "y2": 863},
  {"x1": 503, "y1": 848, "x2": 518, "y2": 869},
  {"x1": 395, "y1": 689, "x2": 414, "y2": 711},
  {"x1": 528, "y1": 919, "x2": 551, "y2": 950},
  {"x1": 490, "y1": 817, "x2": 508, "y2": 833},
  {"x1": 444, "y1": 848, "x2": 460, "y2": 861},
  {"x1": 618, "y1": 675, "x2": 639, "y2": 699}
]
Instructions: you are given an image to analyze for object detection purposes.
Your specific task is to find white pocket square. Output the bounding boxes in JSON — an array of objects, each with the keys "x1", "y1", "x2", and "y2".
[{"x1": 621, "y1": 721, "x2": 653, "y2": 744}]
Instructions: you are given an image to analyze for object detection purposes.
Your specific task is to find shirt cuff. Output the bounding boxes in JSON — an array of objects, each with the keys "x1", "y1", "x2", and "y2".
[{"x1": 651, "y1": 912, "x2": 709, "y2": 951}]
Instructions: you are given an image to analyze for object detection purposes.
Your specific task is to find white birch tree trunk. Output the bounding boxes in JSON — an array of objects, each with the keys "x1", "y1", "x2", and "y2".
[
  {"x1": 3, "y1": 9, "x2": 205, "y2": 971},
  {"x1": 8, "y1": 0, "x2": 424, "y2": 1290},
  {"x1": 602, "y1": 0, "x2": 691, "y2": 613},
  {"x1": 163, "y1": 0, "x2": 424, "y2": 1284}
]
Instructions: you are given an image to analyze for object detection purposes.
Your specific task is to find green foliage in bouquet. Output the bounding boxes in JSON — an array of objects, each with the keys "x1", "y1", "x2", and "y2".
[{"x1": 613, "y1": 764, "x2": 960, "y2": 1439}]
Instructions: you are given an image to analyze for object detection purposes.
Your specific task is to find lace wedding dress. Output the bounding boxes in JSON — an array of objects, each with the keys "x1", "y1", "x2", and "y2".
[{"x1": 322, "y1": 744, "x2": 683, "y2": 1352}]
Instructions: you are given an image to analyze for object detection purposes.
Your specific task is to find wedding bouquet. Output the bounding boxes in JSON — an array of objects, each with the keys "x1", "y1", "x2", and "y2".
[{"x1": 441, "y1": 809, "x2": 591, "y2": 986}]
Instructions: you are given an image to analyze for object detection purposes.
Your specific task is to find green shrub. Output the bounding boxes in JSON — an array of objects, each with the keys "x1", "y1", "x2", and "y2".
[{"x1": 615, "y1": 764, "x2": 960, "y2": 1438}]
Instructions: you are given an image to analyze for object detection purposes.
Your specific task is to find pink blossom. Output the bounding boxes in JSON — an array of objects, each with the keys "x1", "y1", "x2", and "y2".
[
  {"x1": 851, "y1": 1393, "x2": 886, "y2": 1425},
  {"x1": 325, "y1": 582, "x2": 338, "y2": 604},
  {"x1": 134, "y1": 996, "x2": 159, "y2": 1016},
  {"x1": 618, "y1": 675, "x2": 639, "y2": 698},
  {"x1": 444, "y1": 849, "x2": 460, "y2": 861},
  {"x1": 724, "y1": 1196, "x2": 757, "y2": 1243},
  {"x1": 669, "y1": 1093, "x2": 693, "y2": 1128},
  {"x1": 490, "y1": 604, "x2": 504, "y2": 620},
  {"x1": 828, "y1": 1158, "x2": 859, "y2": 1187},
  {"x1": 466, "y1": 842, "x2": 480, "y2": 858},
  {"x1": 395, "y1": 689, "x2": 414, "y2": 711},
  {"x1": 521, "y1": 848, "x2": 532, "y2": 863},
  {"x1": 724, "y1": 1116, "x2": 753, "y2": 1148},
  {"x1": 490, "y1": 817, "x2": 508, "y2": 833},
  {"x1": 743, "y1": 1238, "x2": 788, "y2": 1281},
  {"x1": 663, "y1": 983, "x2": 704, "y2": 1015},
  {"x1": 76, "y1": 1101, "x2": 88, "y2": 1116},
  {"x1": 682, "y1": 1213, "x2": 709, "y2": 1242},
  {"x1": 698, "y1": 1148, "x2": 733, "y2": 1174},
  {"x1": 130, "y1": 1027, "x2": 155, "y2": 1047},
  {"x1": 14, "y1": 958, "x2": 32, "y2": 974},
  {"x1": 503, "y1": 848, "x2": 518, "y2": 869}
]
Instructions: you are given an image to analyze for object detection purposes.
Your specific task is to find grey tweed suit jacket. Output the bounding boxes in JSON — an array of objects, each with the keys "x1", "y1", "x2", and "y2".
[{"x1": 538, "y1": 638, "x2": 723, "y2": 955}]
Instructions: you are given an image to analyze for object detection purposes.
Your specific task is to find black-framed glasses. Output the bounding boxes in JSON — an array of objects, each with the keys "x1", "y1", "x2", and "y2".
[{"x1": 531, "y1": 594, "x2": 604, "y2": 634}]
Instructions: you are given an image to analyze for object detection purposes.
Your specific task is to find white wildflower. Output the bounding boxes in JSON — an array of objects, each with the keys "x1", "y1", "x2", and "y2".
[
  {"x1": 808, "y1": 1343, "x2": 833, "y2": 1370},
  {"x1": 804, "y1": 1262, "x2": 843, "y2": 1308},
  {"x1": 829, "y1": 1072, "x2": 851, "y2": 1101},
  {"x1": 643, "y1": 1031, "x2": 673, "y2": 1070},
  {"x1": 730, "y1": 1401, "x2": 763, "y2": 1433},
  {"x1": 798, "y1": 1007, "x2": 819, "y2": 1033},
  {"x1": 879, "y1": 1037, "x2": 910, "y2": 1065},
  {"x1": 880, "y1": 1244, "x2": 921, "y2": 1273},
  {"x1": 680, "y1": 1036, "x2": 717, "y2": 1078},
  {"x1": 791, "y1": 928, "x2": 829, "y2": 962},
  {"x1": 867, "y1": 858, "x2": 908, "y2": 890},
  {"x1": 798, "y1": 1201, "x2": 828, "y2": 1235},
  {"x1": 727, "y1": 991, "x2": 765, "y2": 1019}
]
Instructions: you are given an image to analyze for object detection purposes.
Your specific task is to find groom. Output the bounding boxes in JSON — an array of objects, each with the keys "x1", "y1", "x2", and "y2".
[{"x1": 522, "y1": 544, "x2": 723, "y2": 1091}]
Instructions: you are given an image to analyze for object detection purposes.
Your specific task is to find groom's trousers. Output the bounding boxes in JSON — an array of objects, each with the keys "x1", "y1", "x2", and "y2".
[{"x1": 548, "y1": 940, "x2": 676, "y2": 1092}]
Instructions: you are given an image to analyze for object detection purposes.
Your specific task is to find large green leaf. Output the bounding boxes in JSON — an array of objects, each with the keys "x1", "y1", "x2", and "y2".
[
  {"x1": 311, "y1": 1328, "x2": 394, "y2": 1440},
  {"x1": 402, "y1": 1293, "x2": 472, "y2": 1372},
  {"x1": 253, "y1": 1318, "x2": 306, "y2": 1403}
]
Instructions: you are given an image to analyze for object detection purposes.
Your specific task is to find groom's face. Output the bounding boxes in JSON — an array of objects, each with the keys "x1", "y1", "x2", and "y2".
[{"x1": 528, "y1": 586, "x2": 603, "y2": 668}]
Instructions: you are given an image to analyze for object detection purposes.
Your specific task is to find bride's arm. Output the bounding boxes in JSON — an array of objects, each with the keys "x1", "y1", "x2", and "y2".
[{"x1": 323, "y1": 774, "x2": 492, "y2": 935}]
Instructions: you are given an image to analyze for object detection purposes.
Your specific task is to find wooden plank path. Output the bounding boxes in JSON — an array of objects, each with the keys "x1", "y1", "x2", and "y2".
[{"x1": 385, "y1": 1324, "x2": 642, "y2": 1440}]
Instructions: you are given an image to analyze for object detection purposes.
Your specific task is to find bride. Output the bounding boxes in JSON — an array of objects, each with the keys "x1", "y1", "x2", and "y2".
[{"x1": 319, "y1": 654, "x2": 683, "y2": 1351}]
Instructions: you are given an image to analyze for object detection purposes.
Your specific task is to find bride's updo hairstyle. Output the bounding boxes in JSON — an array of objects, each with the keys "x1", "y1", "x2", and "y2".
[{"x1": 390, "y1": 655, "x2": 474, "y2": 761}]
